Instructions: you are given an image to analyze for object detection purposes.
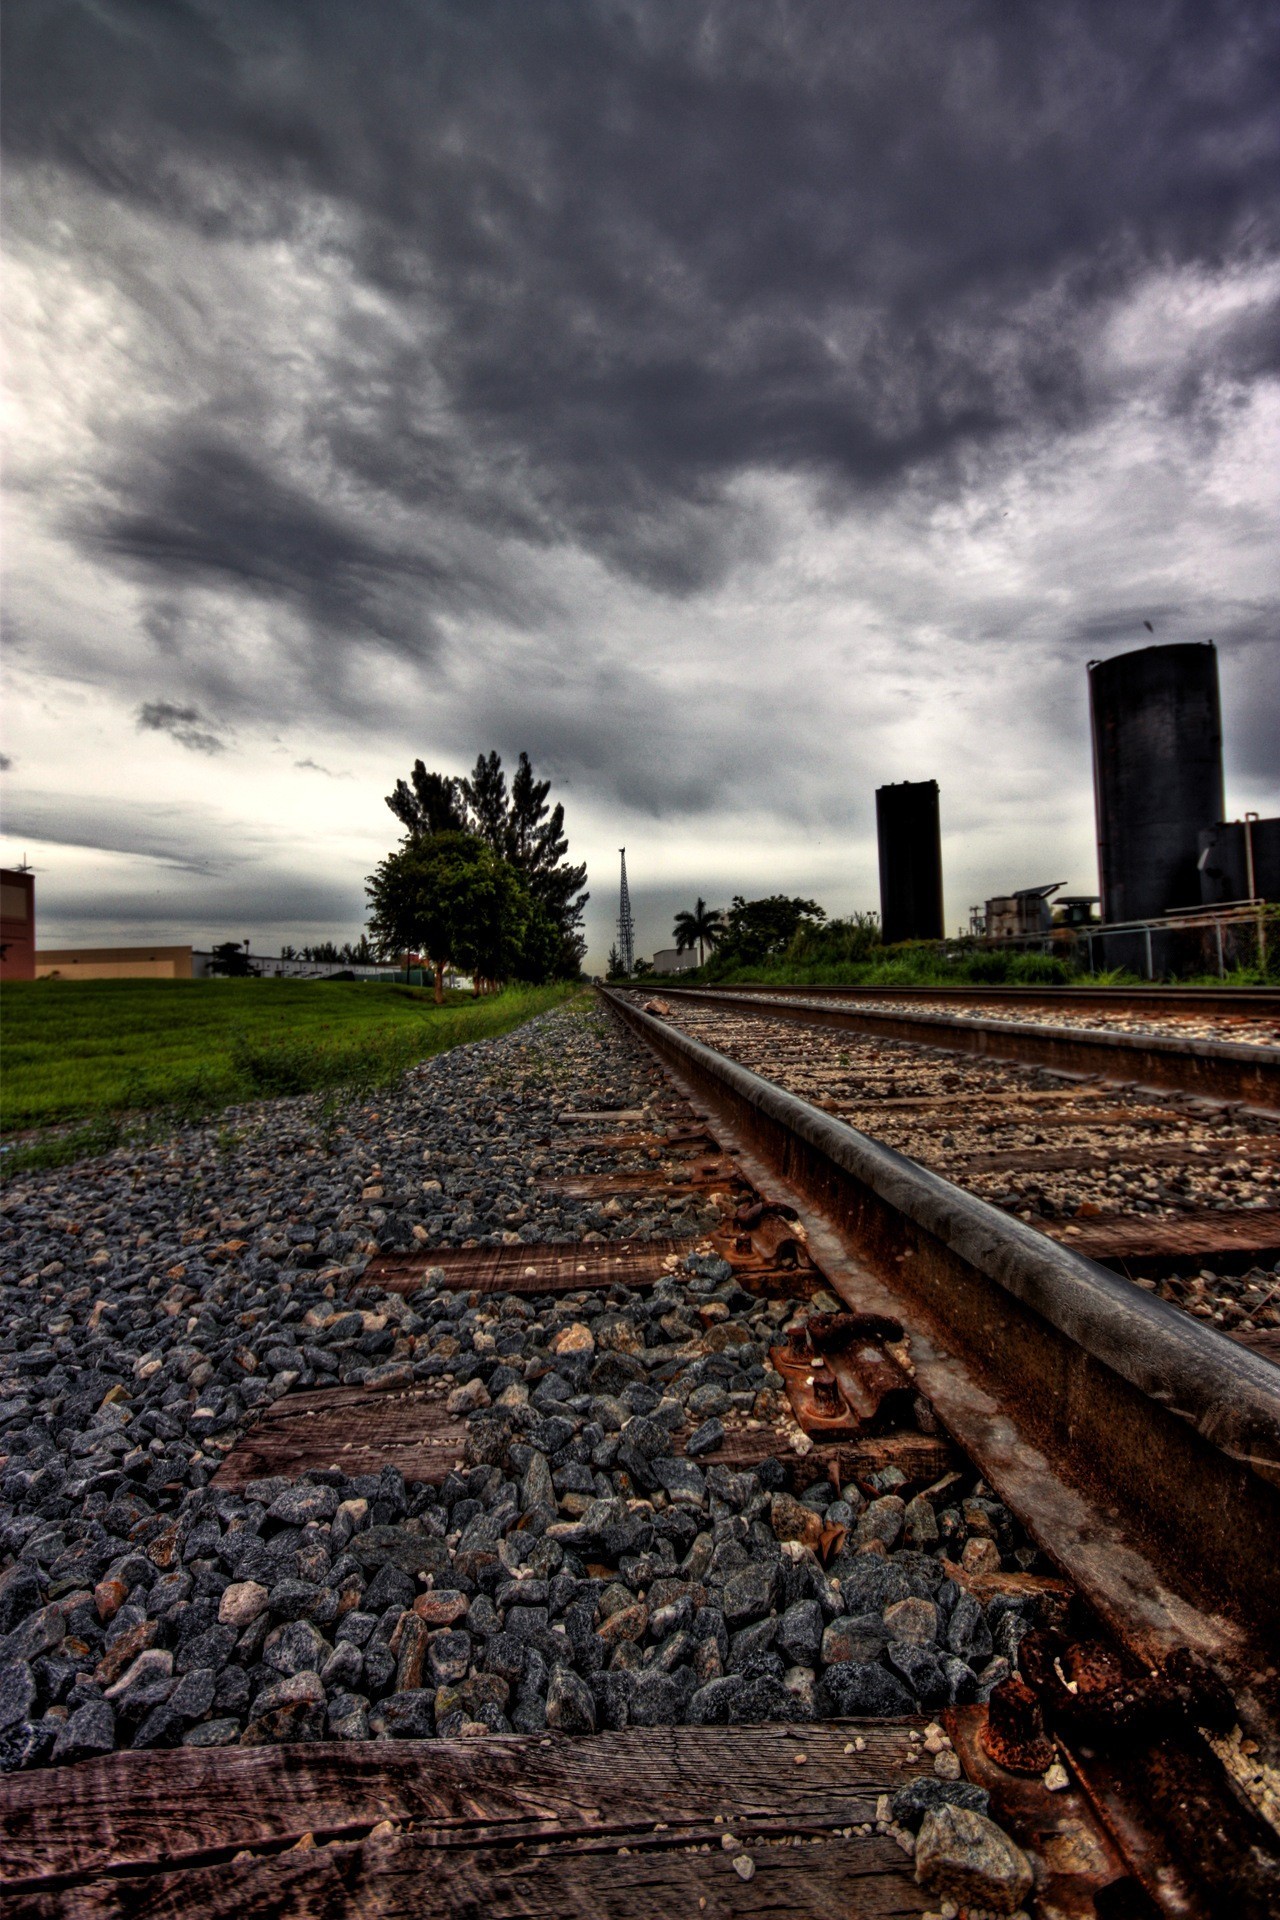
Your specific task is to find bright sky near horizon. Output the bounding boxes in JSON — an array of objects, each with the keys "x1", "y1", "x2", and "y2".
[{"x1": 3, "y1": 2, "x2": 1277, "y2": 969}]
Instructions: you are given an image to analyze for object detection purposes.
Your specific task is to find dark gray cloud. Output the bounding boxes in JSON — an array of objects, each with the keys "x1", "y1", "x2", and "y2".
[
  {"x1": 295, "y1": 758, "x2": 352, "y2": 779},
  {"x1": 1, "y1": 794, "x2": 241, "y2": 873},
  {"x1": 136, "y1": 699, "x2": 227, "y2": 754},
  {"x1": 2, "y1": 0, "x2": 1277, "y2": 952},
  {"x1": 7, "y1": 0, "x2": 1277, "y2": 611}
]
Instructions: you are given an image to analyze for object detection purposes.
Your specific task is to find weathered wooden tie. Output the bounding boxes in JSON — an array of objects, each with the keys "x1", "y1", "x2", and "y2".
[{"x1": 0, "y1": 1723, "x2": 941, "y2": 1918}]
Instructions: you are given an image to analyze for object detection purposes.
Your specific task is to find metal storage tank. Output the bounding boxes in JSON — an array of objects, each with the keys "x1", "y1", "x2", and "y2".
[
  {"x1": 1088, "y1": 642, "x2": 1224, "y2": 923},
  {"x1": 1198, "y1": 816, "x2": 1280, "y2": 905},
  {"x1": 876, "y1": 780, "x2": 944, "y2": 943}
]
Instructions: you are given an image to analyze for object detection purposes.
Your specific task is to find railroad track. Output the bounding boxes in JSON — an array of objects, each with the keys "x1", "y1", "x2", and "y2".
[
  {"x1": 694, "y1": 982, "x2": 1280, "y2": 1039},
  {"x1": 645, "y1": 986, "x2": 1280, "y2": 1349},
  {"x1": 4, "y1": 988, "x2": 1279, "y2": 1917}
]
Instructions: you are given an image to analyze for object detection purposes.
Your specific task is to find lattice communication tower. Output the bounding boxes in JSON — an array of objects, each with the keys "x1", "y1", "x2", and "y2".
[{"x1": 617, "y1": 848, "x2": 635, "y2": 976}]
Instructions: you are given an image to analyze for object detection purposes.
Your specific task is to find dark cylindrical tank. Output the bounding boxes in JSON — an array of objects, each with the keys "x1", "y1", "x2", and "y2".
[
  {"x1": 1088, "y1": 642, "x2": 1224, "y2": 923},
  {"x1": 1199, "y1": 817, "x2": 1280, "y2": 905},
  {"x1": 876, "y1": 780, "x2": 944, "y2": 943}
]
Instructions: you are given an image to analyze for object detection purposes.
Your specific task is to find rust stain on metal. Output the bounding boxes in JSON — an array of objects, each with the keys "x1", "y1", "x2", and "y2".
[{"x1": 599, "y1": 987, "x2": 1280, "y2": 1678}]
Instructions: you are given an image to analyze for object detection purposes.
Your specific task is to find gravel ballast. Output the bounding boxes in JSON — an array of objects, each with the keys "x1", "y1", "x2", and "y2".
[{"x1": 0, "y1": 997, "x2": 1049, "y2": 1770}]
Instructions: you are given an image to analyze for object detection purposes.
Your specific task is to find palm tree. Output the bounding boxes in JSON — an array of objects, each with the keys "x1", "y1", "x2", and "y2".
[{"x1": 673, "y1": 897, "x2": 724, "y2": 967}]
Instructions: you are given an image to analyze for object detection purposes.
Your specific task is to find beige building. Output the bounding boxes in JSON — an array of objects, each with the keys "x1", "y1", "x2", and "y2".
[{"x1": 35, "y1": 945, "x2": 195, "y2": 981}]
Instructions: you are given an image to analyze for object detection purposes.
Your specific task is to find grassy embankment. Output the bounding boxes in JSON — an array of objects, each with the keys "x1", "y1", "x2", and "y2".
[
  {"x1": 1, "y1": 977, "x2": 581, "y2": 1172},
  {"x1": 644, "y1": 948, "x2": 1276, "y2": 991}
]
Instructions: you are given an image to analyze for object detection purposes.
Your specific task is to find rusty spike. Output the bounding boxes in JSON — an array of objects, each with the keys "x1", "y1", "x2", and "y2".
[
  {"x1": 785, "y1": 1324, "x2": 813, "y2": 1362},
  {"x1": 812, "y1": 1372, "x2": 845, "y2": 1417},
  {"x1": 980, "y1": 1674, "x2": 1056, "y2": 1774}
]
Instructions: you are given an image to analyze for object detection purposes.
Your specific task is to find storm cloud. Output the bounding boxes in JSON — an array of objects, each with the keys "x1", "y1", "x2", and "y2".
[
  {"x1": 137, "y1": 700, "x2": 227, "y2": 755},
  {"x1": 2, "y1": 2, "x2": 1277, "y2": 956}
]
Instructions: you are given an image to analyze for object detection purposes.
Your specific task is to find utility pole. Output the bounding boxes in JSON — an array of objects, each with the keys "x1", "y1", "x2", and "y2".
[{"x1": 617, "y1": 849, "x2": 635, "y2": 976}]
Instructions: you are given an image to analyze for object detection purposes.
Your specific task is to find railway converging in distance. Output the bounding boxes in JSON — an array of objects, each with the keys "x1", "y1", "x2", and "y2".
[{"x1": 6, "y1": 979, "x2": 1279, "y2": 1918}]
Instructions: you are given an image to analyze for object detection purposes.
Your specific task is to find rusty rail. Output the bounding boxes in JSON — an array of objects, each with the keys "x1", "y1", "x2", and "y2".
[
  {"x1": 651, "y1": 984, "x2": 1280, "y2": 1111},
  {"x1": 601, "y1": 989, "x2": 1280, "y2": 1677},
  {"x1": 684, "y1": 981, "x2": 1280, "y2": 1019}
]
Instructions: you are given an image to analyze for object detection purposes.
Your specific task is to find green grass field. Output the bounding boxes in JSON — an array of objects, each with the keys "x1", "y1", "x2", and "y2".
[{"x1": 1, "y1": 977, "x2": 581, "y2": 1142}]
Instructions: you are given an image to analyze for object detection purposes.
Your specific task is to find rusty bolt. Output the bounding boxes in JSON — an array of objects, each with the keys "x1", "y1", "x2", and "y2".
[
  {"x1": 980, "y1": 1675, "x2": 1056, "y2": 1774},
  {"x1": 786, "y1": 1325, "x2": 813, "y2": 1361},
  {"x1": 812, "y1": 1372, "x2": 845, "y2": 1417}
]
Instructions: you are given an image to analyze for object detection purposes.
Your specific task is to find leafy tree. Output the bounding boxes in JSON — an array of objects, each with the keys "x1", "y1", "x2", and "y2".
[
  {"x1": 503, "y1": 752, "x2": 588, "y2": 975},
  {"x1": 383, "y1": 748, "x2": 588, "y2": 978},
  {"x1": 464, "y1": 750, "x2": 509, "y2": 850},
  {"x1": 709, "y1": 895, "x2": 826, "y2": 971},
  {"x1": 386, "y1": 761, "x2": 469, "y2": 838},
  {"x1": 366, "y1": 831, "x2": 532, "y2": 1002},
  {"x1": 783, "y1": 912, "x2": 881, "y2": 967},
  {"x1": 606, "y1": 943, "x2": 624, "y2": 980},
  {"x1": 633, "y1": 957, "x2": 654, "y2": 976},
  {"x1": 208, "y1": 941, "x2": 258, "y2": 978},
  {"x1": 673, "y1": 897, "x2": 725, "y2": 966}
]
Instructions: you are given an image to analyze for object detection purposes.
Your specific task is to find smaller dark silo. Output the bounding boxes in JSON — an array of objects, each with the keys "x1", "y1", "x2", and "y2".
[
  {"x1": 877, "y1": 780, "x2": 944, "y2": 943},
  {"x1": 1088, "y1": 642, "x2": 1224, "y2": 923},
  {"x1": 1199, "y1": 817, "x2": 1280, "y2": 905}
]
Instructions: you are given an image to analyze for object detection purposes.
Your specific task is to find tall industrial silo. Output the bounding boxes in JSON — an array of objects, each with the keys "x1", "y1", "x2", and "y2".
[
  {"x1": 876, "y1": 780, "x2": 944, "y2": 943},
  {"x1": 1088, "y1": 642, "x2": 1224, "y2": 924}
]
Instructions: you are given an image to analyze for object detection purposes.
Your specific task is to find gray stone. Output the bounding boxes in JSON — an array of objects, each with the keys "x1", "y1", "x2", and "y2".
[
  {"x1": 855, "y1": 1495, "x2": 905, "y2": 1550},
  {"x1": 615, "y1": 1668, "x2": 673, "y2": 1726},
  {"x1": 263, "y1": 1619, "x2": 331, "y2": 1677},
  {"x1": 428, "y1": 1630, "x2": 472, "y2": 1684},
  {"x1": 327, "y1": 1691, "x2": 370, "y2": 1741},
  {"x1": 720, "y1": 1562, "x2": 778, "y2": 1626},
  {"x1": 182, "y1": 1718, "x2": 242, "y2": 1748},
  {"x1": 168, "y1": 1667, "x2": 217, "y2": 1721},
  {"x1": 370, "y1": 1689, "x2": 435, "y2": 1739},
  {"x1": 821, "y1": 1661, "x2": 915, "y2": 1716},
  {"x1": 52, "y1": 1699, "x2": 115, "y2": 1764},
  {"x1": 945, "y1": 1591, "x2": 993, "y2": 1663},
  {"x1": 891, "y1": 1776, "x2": 991, "y2": 1832},
  {"x1": 546, "y1": 1665, "x2": 596, "y2": 1733},
  {"x1": 685, "y1": 1416, "x2": 725, "y2": 1457},
  {"x1": 0, "y1": 1663, "x2": 37, "y2": 1733},
  {"x1": 130, "y1": 1704, "x2": 186, "y2": 1749},
  {"x1": 776, "y1": 1600, "x2": 823, "y2": 1667},
  {"x1": 887, "y1": 1643, "x2": 950, "y2": 1707},
  {"x1": 521, "y1": 1453, "x2": 556, "y2": 1512},
  {"x1": 902, "y1": 1494, "x2": 939, "y2": 1550},
  {"x1": 883, "y1": 1597, "x2": 937, "y2": 1646},
  {"x1": 266, "y1": 1483, "x2": 338, "y2": 1526},
  {"x1": 914, "y1": 1804, "x2": 1033, "y2": 1914},
  {"x1": 651, "y1": 1458, "x2": 706, "y2": 1505},
  {"x1": 321, "y1": 1640, "x2": 364, "y2": 1691},
  {"x1": 821, "y1": 1613, "x2": 887, "y2": 1666}
]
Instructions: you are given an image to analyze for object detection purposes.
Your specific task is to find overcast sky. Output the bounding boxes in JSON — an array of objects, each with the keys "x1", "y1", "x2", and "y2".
[{"x1": 3, "y1": 1, "x2": 1277, "y2": 969}]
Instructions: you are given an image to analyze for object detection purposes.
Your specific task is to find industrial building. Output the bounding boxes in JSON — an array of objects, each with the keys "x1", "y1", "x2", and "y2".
[
  {"x1": 0, "y1": 868, "x2": 35, "y2": 981},
  {"x1": 983, "y1": 883, "x2": 1065, "y2": 940},
  {"x1": 34, "y1": 945, "x2": 195, "y2": 980},
  {"x1": 652, "y1": 946, "x2": 698, "y2": 975},
  {"x1": 876, "y1": 779, "x2": 944, "y2": 944},
  {"x1": 1198, "y1": 815, "x2": 1280, "y2": 907},
  {"x1": 1088, "y1": 642, "x2": 1225, "y2": 924}
]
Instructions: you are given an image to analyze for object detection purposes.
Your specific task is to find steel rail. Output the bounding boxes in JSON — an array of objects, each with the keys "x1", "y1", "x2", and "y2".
[
  {"x1": 601, "y1": 989, "x2": 1280, "y2": 1682},
  {"x1": 683, "y1": 981, "x2": 1280, "y2": 1019},
  {"x1": 650, "y1": 984, "x2": 1280, "y2": 1111}
]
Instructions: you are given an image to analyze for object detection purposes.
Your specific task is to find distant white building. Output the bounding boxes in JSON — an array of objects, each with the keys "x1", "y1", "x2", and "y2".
[{"x1": 652, "y1": 946, "x2": 698, "y2": 974}]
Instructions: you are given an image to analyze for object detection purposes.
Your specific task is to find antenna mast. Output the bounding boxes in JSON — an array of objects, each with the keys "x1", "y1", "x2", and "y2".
[{"x1": 617, "y1": 849, "x2": 635, "y2": 976}]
